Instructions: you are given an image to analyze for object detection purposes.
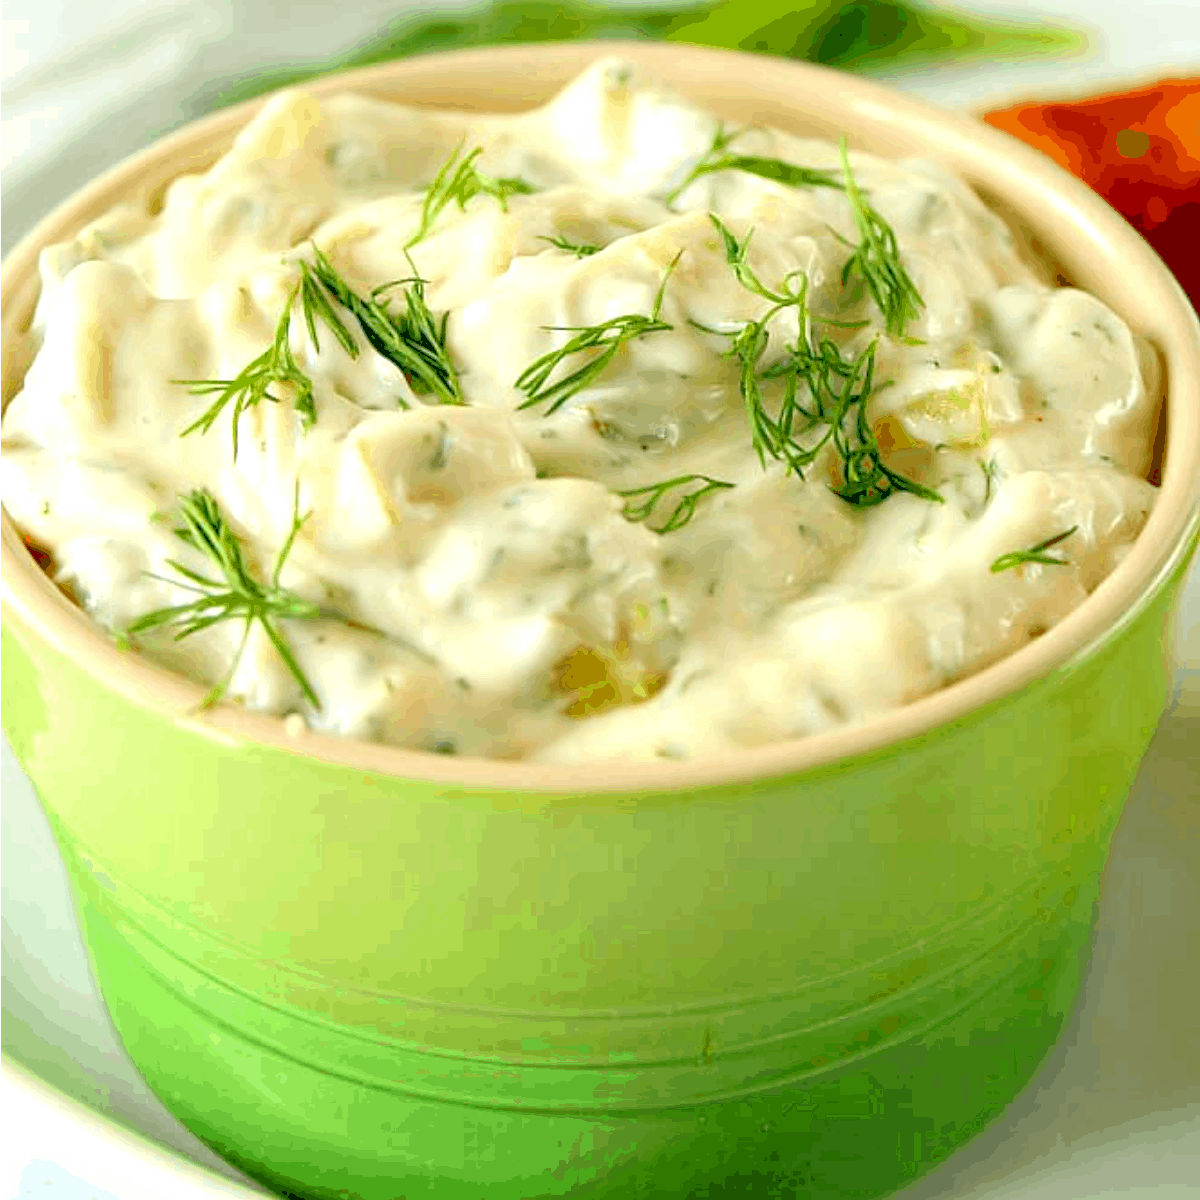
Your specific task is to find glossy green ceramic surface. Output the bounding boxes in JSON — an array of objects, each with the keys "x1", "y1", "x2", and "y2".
[{"x1": 2, "y1": 529, "x2": 1193, "y2": 1198}]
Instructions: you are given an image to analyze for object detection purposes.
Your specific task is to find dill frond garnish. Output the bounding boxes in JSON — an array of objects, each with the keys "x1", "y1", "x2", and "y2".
[
  {"x1": 707, "y1": 213, "x2": 809, "y2": 309},
  {"x1": 177, "y1": 275, "x2": 356, "y2": 458},
  {"x1": 826, "y1": 343, "x2": 944, "y2": 507},
  {"x1": 298, "y1": 265, "x2": 358, "y2": 357},
  {"x1": 706, "y1": 216, "x2": 839, "y2": 477},
  {"x1": 617, "y1": 474, "x2": 734, "y2": 533},
  {"x1": 837, "y1": 139, "x2": 924, "y2": 338},
  {"x1": 990, "y1": 526, "x2": 1078, "y2": 573},
  {"x1": 665, "y1": 124, "x2": 844, "y2": 207},
  {"x1": 407, "y1": 142, "x2": 535, "y2": 249},
  {"x1": 515, "y1": 253, "x2": 680, "y2": 415},
  {"x1": 539, "y1": 234, "x2": 601, "y2": 258},
  {"x1": 704, "y1": 216, "x2": 817, "y2": 474},
  {"x1": 306, "y1": 244, "x2": 463, "y2": 406},
  {"x1": 125, "y1": 488, "x2": 321, "y2": 709},
  {"x1": 669, "y1": 129, "x2": 923, "y2": 338},
  {"x1": 707, "y1": 215, "x2": 940, "y2": 507}
]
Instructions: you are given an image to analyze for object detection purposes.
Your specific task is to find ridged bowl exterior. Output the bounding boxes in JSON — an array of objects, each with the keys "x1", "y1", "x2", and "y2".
[{"x1": 4, "y1": 536, "x2": 1193, "y2": 1197}]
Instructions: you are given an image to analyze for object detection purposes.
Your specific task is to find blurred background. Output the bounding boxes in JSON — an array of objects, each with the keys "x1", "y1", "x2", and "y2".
[
  {"x1": 3, "y1": 2, "x2": 1199, "y2": 1198},
  {"x1": 5, "y1": 0, "x2": 1200, "y2": 254}
]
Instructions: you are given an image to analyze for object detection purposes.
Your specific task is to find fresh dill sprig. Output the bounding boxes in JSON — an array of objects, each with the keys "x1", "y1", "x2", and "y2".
[
  {"x1": 177, "y1": 276, "x2": 356, "y2": 457},
  {"x1": 669, "y1": 128, "x2": 923, "y2": 338},
  {"x1": 306, "y1": 244, "x2": 463, "y2": 406},
  {"x1": 707, "y1": 215, "x2": 810, "y2": 469},
  {"x1": 125, "y1": 488, "x2": 321, "y2": 709},
  {"x1": 837, "y1": 139, "x2": 924, "y2": 338},
  {"x1": 705, "y1": 216, "x2": 827, "y2": 476},
  {"x1": 726, "y1": 322, "x2": 836, "y2": 478},
  {"x1": 827, "y1": 343, "x2": 944, "y2": 507},
  {"x1": 665, "y1": 123, "x2": 844, "y2": 207},
  {"x1": 298, "y1": 266, "x2": 358, "y2": 357},
  {"x1": 539, "y1": 234, "x2": 602, "y2": 258},
  {"x1": 707, "y1": 214, "x2": 809, "y2": 309},
  {"x1": 990, "y1": 526, "x2": 1078, "y2": 574},
  {"x1": 515, "y1": 253, "x2": 680, "y2": 415},
  {"x1": 407, "y1": 142, "x2": 535, "y2": 249},
  {"x1": 707, "y1": 215, "x2": 939, "y2": 506},
  {"x1": 617, "y1": 474, "x2": 735, "y2": 533}
]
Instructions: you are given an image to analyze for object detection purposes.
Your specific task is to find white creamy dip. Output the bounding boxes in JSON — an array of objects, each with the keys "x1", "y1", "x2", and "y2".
[{"x1": 1, "y1": 59, "x2": 1159, "y2": 763}]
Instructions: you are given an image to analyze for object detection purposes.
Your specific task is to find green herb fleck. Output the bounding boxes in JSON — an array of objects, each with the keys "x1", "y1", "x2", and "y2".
[
  {"x1": 979, "y1": 457, "x2": 999, "y2": 503},
  {"x1": 617, "y1": 474, "x2": 734, "y2": 533},
  {"x1": 428, "y1": 422, "x2": 451, "y2": 470},
  {"x1": 990, "y1": 526, "x2": 1078, "y2": 574},
  {"x1": 125, "y1": 488, "x2": 322, "y2": 709},
  {"x1": 539, "y1": 234, "x2": 602, "y2": 257}
]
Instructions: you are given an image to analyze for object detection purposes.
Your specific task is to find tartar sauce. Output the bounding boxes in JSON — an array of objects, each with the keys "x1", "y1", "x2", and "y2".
[{"x1": 0, "y1": 60, "x2": 1159, "y2": 762}]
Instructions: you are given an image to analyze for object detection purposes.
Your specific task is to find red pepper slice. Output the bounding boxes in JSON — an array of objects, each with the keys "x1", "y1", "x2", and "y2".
[{"x1": 984, "y1": 78, "x2": 1200, "y2": 307}]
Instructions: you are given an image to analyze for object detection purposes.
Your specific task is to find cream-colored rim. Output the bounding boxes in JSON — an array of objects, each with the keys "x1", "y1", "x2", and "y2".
[{"x1": 3, "y1": 41, "x2": 1199, "y2": 794}]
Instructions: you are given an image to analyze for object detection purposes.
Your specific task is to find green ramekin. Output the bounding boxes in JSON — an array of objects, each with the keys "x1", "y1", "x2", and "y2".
[{"x1": 3, "y1": 41, "x2": 1199, "y2": 1200}]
